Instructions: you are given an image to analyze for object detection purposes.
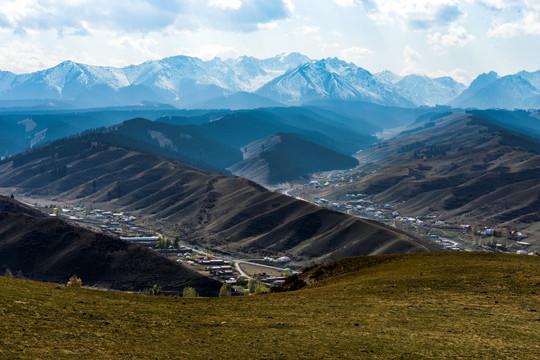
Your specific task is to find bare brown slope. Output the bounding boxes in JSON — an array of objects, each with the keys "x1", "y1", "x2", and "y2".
[
  {"x1": 0, "y1": 199, "x2": 222, "y2": 296},
  {"x1": 0, "y1": 194, "x2": 46, "y2": 218},
  {"x1": 0, "y1": 135, "x2": 427, "y2": 264},
  {"x1": 324, "y1": 112, "x2": 540, "y2": 232}
]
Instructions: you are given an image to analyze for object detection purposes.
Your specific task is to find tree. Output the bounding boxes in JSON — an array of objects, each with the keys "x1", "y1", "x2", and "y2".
[
  {"x1": 247, "y1": 278, "x2": 256, "y2": 294},
  {"x1": 219, "y1": 284, "x2": 231, "y2": 297},
  {"x1": 66, "y1": 275, "x2": 82, "y2": 287},
  {"x1": 155, "y1": 235, "x2": 171, "y2": 249},
  {"x1": 149, "y1": 284, "x2": 162, "y2": 295},
  {"x1": 173, "y1": 235, "x2": 180, "y2": 249},
  {"x1": 182, "y1": 287, "x2": 198, "y2": 298},
  {"x1": 254, "y1": 284, "x2": 268, "y2": 295},
  {"x1": 282, "y1": 269, "x2": 293, "y2": 278},
  {"x1": 236, "y1": 277, "x2": 248, "y2": 287}
]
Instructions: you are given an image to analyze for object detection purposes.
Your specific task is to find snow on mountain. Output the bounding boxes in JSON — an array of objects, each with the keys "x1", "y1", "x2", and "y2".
[
  {"x1": 517, "y1": 70, "x2": 540, "y2": 89},
  {"x1": 222, "y1": 52, "x2": 311, "y2": 92},
  {"x1": 2, "y1": 54, "x2": 538, "y2": 110},
  {"x1": 256, "y1": 58, "x2": 413, "y2": 107},
  {"x1": 374, "y1": 70, "x2": 402, "y2": 85},
  {"x1": 450, "y1": 72, "x2": 540, "y2": 109},
  {"x1": 0, "y1": 71, "x2": 16, "y2": 93},
  {"x1": 393, "y1": 75, "x2": 465, "y2": 106},
  {"x1": 0, "y1": 54, "x2": 311, "y2": 108}
]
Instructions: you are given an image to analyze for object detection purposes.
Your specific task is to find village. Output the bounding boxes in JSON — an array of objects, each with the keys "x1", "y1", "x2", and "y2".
[
  {"x1": 279, "y1": 169, "x2": 538, "y2": 256},
  {"x1": 36, "y1": 203, "x2": 298, "y2": 294}
]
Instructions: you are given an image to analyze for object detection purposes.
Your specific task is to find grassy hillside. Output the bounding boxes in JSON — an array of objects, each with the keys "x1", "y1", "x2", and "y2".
[{"x1": 1, "y1": 252, "x2": 538, "y2": 359}]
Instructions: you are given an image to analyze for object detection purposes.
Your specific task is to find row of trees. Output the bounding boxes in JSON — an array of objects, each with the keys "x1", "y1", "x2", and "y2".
[{"x1": 155, "y1": 235, "x2": 181, "y2": 249}]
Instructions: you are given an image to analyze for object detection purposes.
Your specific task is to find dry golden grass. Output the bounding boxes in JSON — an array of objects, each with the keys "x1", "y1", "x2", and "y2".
[{"x1": 0, "y1": 252, "x2": 538, "y2": 359}]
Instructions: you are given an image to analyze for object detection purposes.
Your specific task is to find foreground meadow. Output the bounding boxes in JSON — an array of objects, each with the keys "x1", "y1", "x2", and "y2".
[{"x1": 1, "y1": 252, "x2": 538, "y2": 359}]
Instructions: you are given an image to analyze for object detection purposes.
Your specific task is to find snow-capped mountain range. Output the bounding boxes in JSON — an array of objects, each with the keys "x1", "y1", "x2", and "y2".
[{"x1": 0, "y1": 53, "x2": 539, "y2": 110}]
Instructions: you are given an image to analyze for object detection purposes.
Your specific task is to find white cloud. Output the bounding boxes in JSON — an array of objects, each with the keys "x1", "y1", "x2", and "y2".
[
  {"x1": 404, "y1": 45, "x2": 421, "y2": 64},
  {"x1": 108, "y1": 36, "x2": 159, "y2": 59},
  {"x1": 0, "y1": 0, "x2": 293, "y2": 35},
  {"x1": 488, "y1": 10, "x2": 540, "y2": 38},
  {"x1": 342, "y1": 46, "x2": 373, "y2": 64},
  {"x1": 257, "y1": 22, "x2": 279, "y2": 30},
  {"x1": 472, "y1": 0, "x2": 509, "y2": 10},
  {"x1": 209, "y1": 0, "x2": 243, "y2": 10},
  {"x1": 193, "y1": 44, "x2": 241, "y2": 60},
  {"x1": 427, "y1": 68, "x2": 472, "y2": 85},
  {"x1": 362, "y1": 0, "x2": 463, "y2": 30},
  {"x1": 334, "y1": 0, "x2": 356, "y2": 7},
  {"x1": 427, "y1": 25, "x2": 474, "y2": 50},
  {"x1": 0, "y1": 39, "x2": 55, "y2": 73},
  {"x1": 300, "y1": 26, "x2": 320, "y2": 35}
]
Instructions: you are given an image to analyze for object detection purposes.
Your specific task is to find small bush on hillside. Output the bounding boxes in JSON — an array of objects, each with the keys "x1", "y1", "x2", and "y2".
[
  {"x1": 182, "y1": 287, "x2": 198, "y2": 298},
  {"x1": 66, "y1": 275, "x2": 82, "y2": 287},
  {"x1": 254, "y1": 284, "x2": 268, "y2": 295},
  {"x1": 149, "y1": 284, "x2": 162, "y2": 295},
  {"x1": 219, "y1": 284, "x2": 231, "y2": 297},
  {"x1": 248, "y1": 278, "x2": 256, "y2": 294}
]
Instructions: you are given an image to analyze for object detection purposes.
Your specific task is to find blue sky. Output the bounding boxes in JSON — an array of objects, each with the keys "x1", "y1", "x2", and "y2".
[{"x1": 0, "y1": 0, "x2": 539, "y2": 84}]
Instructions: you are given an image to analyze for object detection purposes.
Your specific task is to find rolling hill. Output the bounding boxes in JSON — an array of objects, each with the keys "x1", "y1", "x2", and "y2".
[
  {"x1": 0, "y1": 134, "x2": 430, "y2": 264},
  {"x1": 306, "y1": 110, "x2": 540, "y2": 246},
  {"x1": 228, "y1": 132, "x2": 359, "y2": 184},
  {"x1": 0, "y1": 195, "x2": 222, "y2": 296},
  {"x1": 1, "y1": 252, "x2": 538, "y2": 358},
  {"x1": 92, "y1": 107, "x2": 374, "y2": 183}
]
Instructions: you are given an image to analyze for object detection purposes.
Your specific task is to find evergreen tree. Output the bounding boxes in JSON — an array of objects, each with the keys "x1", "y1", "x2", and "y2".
[{"x1": 219, "y1": 284, "x2": 231, "y2": 297}]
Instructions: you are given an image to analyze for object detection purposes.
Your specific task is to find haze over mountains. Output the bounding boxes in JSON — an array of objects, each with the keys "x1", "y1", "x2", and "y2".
[
  {"x1": 1, "y1": 53, "x2": 539, "y2": 110},
  {"x1": 0, "y1": 103, "x2": 437, "y2": 184}
]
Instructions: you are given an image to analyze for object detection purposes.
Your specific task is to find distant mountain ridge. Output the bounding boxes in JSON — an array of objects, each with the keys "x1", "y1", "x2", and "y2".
[
  {"x1": 0, "y1": 53, "x2": 310, "y2": 109},
  {"x1": 0, "y1": 54, "x2": 466, "y2": 109},
  {"x1": 3, "y1": 54, "x2": 540, "y2": 109},
  {"x1": 450, "y1": 71, "x2": 540, "y2": 109}
]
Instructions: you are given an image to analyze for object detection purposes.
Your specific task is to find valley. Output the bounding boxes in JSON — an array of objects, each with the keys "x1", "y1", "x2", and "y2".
[
  {"x1": 3, "y1": 1, "x2": 540, "y2": 358},
  {"x1": 283, "y1": 111, "x2": 540, "y2": 253},
  {"x1": 0, "y1": 133, "x2": 430, "y2": 269}
]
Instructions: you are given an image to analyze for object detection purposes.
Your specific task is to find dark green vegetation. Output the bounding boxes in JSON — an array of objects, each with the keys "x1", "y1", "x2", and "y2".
[
  {"x1": 0, "y1": 137, "x2": 429, "y2": 264},
  {"x1": 0, "y1": 196, "x2": 221, "y2": 296},
  {"x1": 1, "y1": 252, "x2": 538, "y2": 359}
]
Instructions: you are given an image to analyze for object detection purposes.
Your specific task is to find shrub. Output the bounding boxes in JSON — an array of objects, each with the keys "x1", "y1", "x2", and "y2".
[
  {"x1": 219, "y1": 284, "x2": 231, "y2": 297},
  {"x1": 254, "y1": 284, "x2": 268, "y2": 295},
  {"x1": 149, "y1": 284, "x2": 162, "y2": 295},
  {"x1": 182, "y1": 287, "x2": 198, "y2": 298},
  {"x1": 66, "y1": 275, "x2": 82, "y2": 287}
]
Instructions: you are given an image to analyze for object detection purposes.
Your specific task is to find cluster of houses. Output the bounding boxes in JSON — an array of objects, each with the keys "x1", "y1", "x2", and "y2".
[
  {"x1": 47, "y1": 205, "x2": 148, "y2": 238},
  {"x1": 309, "y1": 191, "x2": 537, "y2": 254}
]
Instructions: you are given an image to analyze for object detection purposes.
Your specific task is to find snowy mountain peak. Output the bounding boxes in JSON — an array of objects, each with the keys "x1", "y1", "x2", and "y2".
[{"x1": 2, "y1": 54, "x2": 538, "y2": 110}]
